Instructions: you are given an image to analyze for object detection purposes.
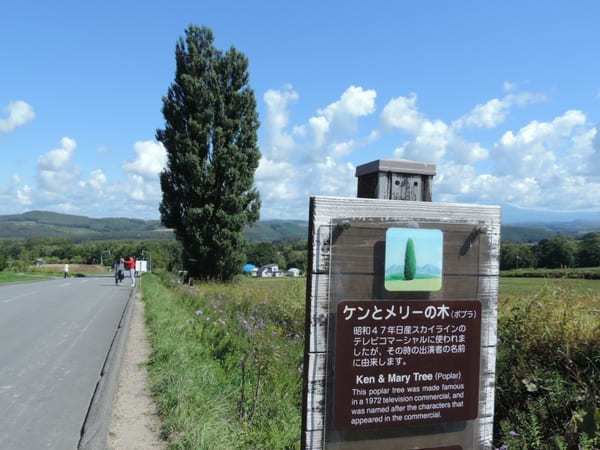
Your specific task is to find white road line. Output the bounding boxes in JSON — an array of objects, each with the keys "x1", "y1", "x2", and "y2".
[{"x1": 1, "y1": 291, "x2": 39, "y2": 303}]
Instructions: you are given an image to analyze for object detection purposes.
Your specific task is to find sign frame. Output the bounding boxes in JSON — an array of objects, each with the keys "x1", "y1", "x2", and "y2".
[{"x1": 301, "y1": 196, "x2": 500, "y2": 449}]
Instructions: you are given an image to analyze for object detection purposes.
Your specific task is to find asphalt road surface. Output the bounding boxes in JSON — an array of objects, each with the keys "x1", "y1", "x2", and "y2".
[{"x1": 0, "y1": 276, "x2": 131, "y2": 450}]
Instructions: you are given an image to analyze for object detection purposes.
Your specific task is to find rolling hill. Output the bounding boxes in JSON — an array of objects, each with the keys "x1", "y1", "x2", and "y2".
[
  {"x1": 0, "y1": 211, "x2": 598, "y2": 243},
  {"x1": 0, "y1": 211, "x2": 309, "y2": 243}
]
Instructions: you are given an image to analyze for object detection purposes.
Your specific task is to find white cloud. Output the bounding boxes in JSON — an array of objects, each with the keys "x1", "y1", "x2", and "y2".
[
  {"x1": 292, "y1": 125, "x2": 307, "y2": 137},
  {"x1": 262, "y1": 86, "x2": 299, "y2": 159},
  {"x1": 256, "y1": 85, "x2": 373, "y2": 218},
  {"x1": 88, "y1": 169, "x2": 107, "y2": 190},
  {"x1": 380, "y1": 93, "x2": 423, "y2": 133},
  {"x1": 122, "y1": 141, "x2": 167, "y2": 179},
  {"x1": 504, "y1": 81, "x2": 517, "y2": 92},
  {"x1": 37, "y1": 137, "x2": 80, "y2": 194},
  {"x1": 307, "y1": 85, "x2": 376, "y2": 146},
  {"x1": 494, "y1": 110, "x2": 586, "y2": 177},
  {"x1": 0, "y1": 100, "x2": 35, "y2": 133},
  {"x1": 309, "y1": 116, "x2": 330, "y2": 148},
  {"x1": 38, "y1": 137, "x2": 76, "y2": 171},
  {"x1": 256, "y1": 157, "x2": 295, "y2": 182},
  {"x1": 12, "y1": 174, "x2": 20, "y2": 185},
  {"x1": 384, "y1": 94, "x2": 489, "y2": 164},
  {"x1": 453, "y1": 92, "x2": 546, "y2": 130},
  {"x1": 432, "y1": 110, "x2": 600, "y2": 212},
  {"x1": 4, "y1": 136, "x2": 166, "y2": 218},
  {"x1": 317, "y1": 85, "x2": 376, "y2": 121},
  {"x1": 16, "y1": 185, "x2": 32, "y2": 206}
]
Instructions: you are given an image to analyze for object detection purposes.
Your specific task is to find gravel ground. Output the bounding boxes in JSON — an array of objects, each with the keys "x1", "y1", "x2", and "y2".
[{"x1": 107, "y1": 292, "x2": 165, "y2": 449}]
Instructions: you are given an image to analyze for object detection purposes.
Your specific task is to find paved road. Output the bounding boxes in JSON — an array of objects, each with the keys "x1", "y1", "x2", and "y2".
[{"x1": 0, "y1": 277, "x2": 131, "y2": 450}]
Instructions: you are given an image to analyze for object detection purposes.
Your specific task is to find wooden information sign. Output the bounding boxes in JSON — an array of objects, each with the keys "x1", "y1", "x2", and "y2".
[{"x1": 301, "y1": 197, "x2": 500, "y2": 449}]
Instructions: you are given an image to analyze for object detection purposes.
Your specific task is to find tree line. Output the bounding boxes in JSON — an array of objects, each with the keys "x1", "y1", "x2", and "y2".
[
  {"x1": 500, "y1": 233, "x2": 600, "y2": 270},
  {"x1": 0, "y1": 238, "x2": 182, "y2": 273},
  {"x1": 246, "y1": 240, "x2": 308, "y2": 272},
  {"x1": 0, "y1": 236, "x2": 308, "y2": 275}
]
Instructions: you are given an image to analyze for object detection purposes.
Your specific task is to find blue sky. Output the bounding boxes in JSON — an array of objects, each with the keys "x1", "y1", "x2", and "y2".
[{"x1": 2, "y1": 1, "x2": 600, "y2": 221}]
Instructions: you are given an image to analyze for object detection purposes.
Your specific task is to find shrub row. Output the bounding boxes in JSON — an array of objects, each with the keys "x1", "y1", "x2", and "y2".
[{"x1": 501, "y1": 267, "x2": 600, "y2": 279}]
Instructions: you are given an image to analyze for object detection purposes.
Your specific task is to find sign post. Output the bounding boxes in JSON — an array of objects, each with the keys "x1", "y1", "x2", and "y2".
[{"x1": 301, "y1": 160, "x2": 500, "y2": 449}]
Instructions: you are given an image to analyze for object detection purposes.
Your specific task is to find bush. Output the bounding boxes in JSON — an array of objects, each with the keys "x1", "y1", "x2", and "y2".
[{"x1": 494, "y1": 285, "x2": 600, "y2": 448}]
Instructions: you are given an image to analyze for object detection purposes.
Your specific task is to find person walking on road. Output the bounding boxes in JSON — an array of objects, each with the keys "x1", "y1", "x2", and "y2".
[
  {"x1": 125, "y1": 256, "x2": 136, "y2": 287},
  {"x1": 114, "y1": 257, "x2": 125, "y2": 285},
  {"x1": 63, "y1": 263, "x2": 69, "y2": 279},
  {"x1": 114, "y1": 258, "x2": 121, "y2": 285}
]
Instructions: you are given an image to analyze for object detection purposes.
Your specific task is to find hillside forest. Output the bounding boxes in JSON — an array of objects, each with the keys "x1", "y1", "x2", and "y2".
[{"x1": 1, "y1": 232, "x2": 599, "y2": 275}]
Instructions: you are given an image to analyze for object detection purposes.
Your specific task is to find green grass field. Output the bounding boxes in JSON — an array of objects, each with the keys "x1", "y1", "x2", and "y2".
[
  {"x1": 0, "y1": 270, "x2": 52, "y2": 283},
  {"x1": 500, "y1": 276, "x2": 600, "y2": 296},
  {"x1": 142, "y1": 274, "x2": 600, "y2": 449}
]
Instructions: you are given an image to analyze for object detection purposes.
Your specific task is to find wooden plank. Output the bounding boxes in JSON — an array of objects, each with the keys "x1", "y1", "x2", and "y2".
[
  {"x1": 303, "y1": 430, "x2": 324, "y2": 449},
  {"x1": 311, "y1": 197, "x2": 501, "y2": 230},
  {"x1": 311, "y1": 225, "x2": 332, "y2": 274},
  {"x1": 305, "y1": 353, "x2": 327, "y2": 431},
  {"x1": 305, "y1": 390, "x2": 326, "y2": 431}
]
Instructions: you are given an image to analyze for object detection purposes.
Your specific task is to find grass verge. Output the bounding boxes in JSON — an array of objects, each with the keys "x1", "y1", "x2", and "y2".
[
  {"x1": 0, "y1": 270, "x2": 52, "y2": 283},
  {"x1": 142, "y1": 274, "x2": 304, "y2": 449}
]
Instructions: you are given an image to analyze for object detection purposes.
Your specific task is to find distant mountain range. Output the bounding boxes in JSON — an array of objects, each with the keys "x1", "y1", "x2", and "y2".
[
  {"x1": 0, "y1": 210, "x2": 598, "y2": 243},
  {"x1": 385, "y1": 263, "x2": 442, "y2": 277},
  {"x1": 0, "y1": 211, "x2": 308, "y2": 243}
]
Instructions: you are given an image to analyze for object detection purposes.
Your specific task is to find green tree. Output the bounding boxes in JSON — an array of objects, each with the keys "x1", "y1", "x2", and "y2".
[
  {"x1": 534, "y1": 236, "x2": 576, "y2": 268},
  {"x1": 575, "y1": 233, "x2": 600, "y2": 267},
  {"x1": 500, "y1": 243, "x2": 538, "y2": 270},
  {"x1": 157, "y1": 25, "x2": 261, "y2": 281},
  {"x1": 404, "y1": 238, "x2": 416, "y2": 280},
  {"x1": 247, "y1": 242, "x2": 279, "y2": 267}
]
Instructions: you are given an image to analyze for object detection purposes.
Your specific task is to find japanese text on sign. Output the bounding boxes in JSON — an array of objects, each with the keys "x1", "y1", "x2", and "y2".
[{"x1": 334, "y1": 300, "x2": 481, "y2": 430}]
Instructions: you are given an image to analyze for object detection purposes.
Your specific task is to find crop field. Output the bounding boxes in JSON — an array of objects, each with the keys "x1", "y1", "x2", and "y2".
[{"x1": 142, "y1": 275, "x2": 600, "y2": 449}]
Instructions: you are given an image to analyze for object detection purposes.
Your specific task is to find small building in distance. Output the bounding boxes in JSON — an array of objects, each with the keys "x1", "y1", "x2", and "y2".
[
  {"x1": 287, "y1": 268, "x2": 302, "y2": 277},
  {"x1": 258, "y1": 264, "x2": 284, "y2": 278}
]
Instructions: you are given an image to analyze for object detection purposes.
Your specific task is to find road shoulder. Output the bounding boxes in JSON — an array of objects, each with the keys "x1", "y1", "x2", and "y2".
[{"x1": 107, "y1": 292, "x2": 165, "y2": 449}]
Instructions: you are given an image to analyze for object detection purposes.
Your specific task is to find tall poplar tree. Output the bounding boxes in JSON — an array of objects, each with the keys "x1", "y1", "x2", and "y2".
[
  {"x1": 404, "y1": 238, "x2": 416, "y2": 280},
  {"x1": 157, "y1": 25, "x2": 261, "y2": 281}
]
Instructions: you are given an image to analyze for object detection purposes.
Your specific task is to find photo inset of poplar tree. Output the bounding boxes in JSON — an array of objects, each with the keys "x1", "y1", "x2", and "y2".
[{"x1": 385, "y1": 228, "x2": 443, "y2": 291}]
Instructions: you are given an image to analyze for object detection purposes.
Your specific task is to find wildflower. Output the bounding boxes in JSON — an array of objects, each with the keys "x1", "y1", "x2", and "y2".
[
  {"x1": 509, "y1": 430, "x2": 519, "y2": 438},
  {"x1": 298, "y1": 363, "x2": 303, "y2": 373},
  {"x1": 271, "y1": 331, "x2": 277, "y2": 336},
  {"x1": 195, "y1": 310, "x2": 203, "y2": 316}
]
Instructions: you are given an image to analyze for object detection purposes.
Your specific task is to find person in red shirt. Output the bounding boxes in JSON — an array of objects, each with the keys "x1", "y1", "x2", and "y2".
[{"x1": 125, "y1": 256, "x2": 136, "y2": 287}]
